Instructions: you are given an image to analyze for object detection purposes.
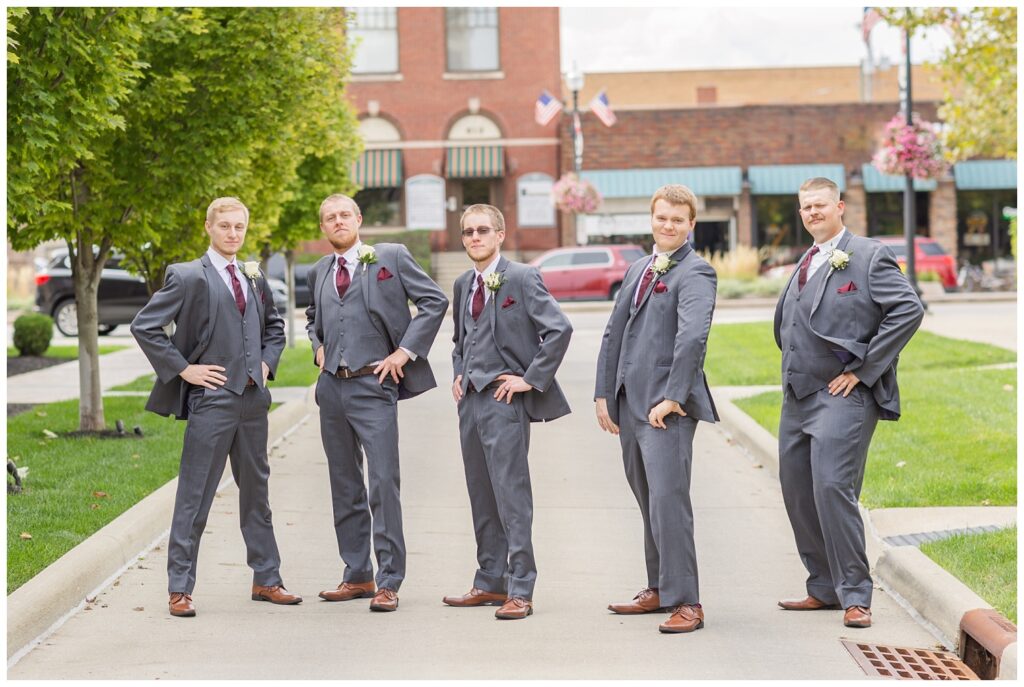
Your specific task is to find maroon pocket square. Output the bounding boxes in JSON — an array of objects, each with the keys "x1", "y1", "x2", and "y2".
[
  {"x1": 653, "y1": 281, "x2": 668, "y2": 294},
  {"x1": 837, "y1": 281, "x2": 857, "y2": 293},
  {"x1": 377, "y1": 267, "x2": 393, "y2": 281},
  {"x1": 501, "y1": 296, "x2": 516, "y2": 309}
]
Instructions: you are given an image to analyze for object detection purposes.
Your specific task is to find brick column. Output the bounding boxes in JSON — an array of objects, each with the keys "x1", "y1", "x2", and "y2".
[
  {"x1": 929, "y1": 176, "x2": 958, "y2": 260},
  {"x1": 844, "y1": 179, "x2": 867, "y2": 236},
  {"x1": 738, "y1": 182, "x2": 753, "y2": 247}
]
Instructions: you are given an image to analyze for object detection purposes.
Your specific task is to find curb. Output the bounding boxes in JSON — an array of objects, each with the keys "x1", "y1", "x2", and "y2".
[
  {"x1": 6, "y1": 396, "x2": 313, "y2": 663},
  {"x1": 714, "y1": 390, "x2": 1017, "y2": 679}
]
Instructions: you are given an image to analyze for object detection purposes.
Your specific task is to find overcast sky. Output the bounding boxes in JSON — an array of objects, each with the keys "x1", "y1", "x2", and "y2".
[{"x1": 560, "y1": 7, "x2": 953, "y2": 73}]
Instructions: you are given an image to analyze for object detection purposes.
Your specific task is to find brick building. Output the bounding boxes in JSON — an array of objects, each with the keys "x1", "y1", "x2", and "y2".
[
  {"x1": 342, "y1": 7, "x2": 565, "y2": 262},
  {"x1": 561, "y1": 66, "x2": 1016, "y2": 266}
]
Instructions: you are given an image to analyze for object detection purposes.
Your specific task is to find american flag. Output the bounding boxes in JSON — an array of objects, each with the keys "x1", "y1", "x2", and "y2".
[
  {"x1": 589, "y1": 89, "x2": 617, "y2": 127},
  {"x1": 862, "y1": 7, "x2": 882, "y2": 43},
  {"x1": 534, "y1": 90, "x2": 563, "y2": 127}
]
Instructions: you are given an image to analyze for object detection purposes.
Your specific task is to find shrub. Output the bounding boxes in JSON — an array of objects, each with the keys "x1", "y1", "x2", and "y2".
[
  {"x1": 700, "y1": 245, "x2": 765, "y2": 281},
  {"x1": 13, "y1": 313, "x2": 54, "y2": 356}
]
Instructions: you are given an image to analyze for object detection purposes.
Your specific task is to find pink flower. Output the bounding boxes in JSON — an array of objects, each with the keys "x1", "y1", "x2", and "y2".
[
  {"x1": 552, "y1": 173, "x2": 602, "y2": 214},
  {"x1": 872, "y1": 114, "x2": 947, "y2": 180}
]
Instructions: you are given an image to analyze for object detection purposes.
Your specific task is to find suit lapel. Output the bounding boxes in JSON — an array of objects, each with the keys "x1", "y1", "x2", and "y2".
[
  {"x1": 636, "y1": 242, "x2": 692, "y2": 313},
  {"x1": 810, "y1": 231, "x2": 854, "y2": 317},
  {"x1": 360, "y1": 257, "x2": 373, "y2": 311},
  {"x1": 457, "y1": 272, "x2": 471, "y2": 332},
  {"x1": 201, "y1": 254, "x2": 220, "y2": 335},
  {"x1": 487, "y1": 255, "x2": 510, "y2": 333}
]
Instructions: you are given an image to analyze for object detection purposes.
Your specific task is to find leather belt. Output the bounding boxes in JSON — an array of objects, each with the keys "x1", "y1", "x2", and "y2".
[
  {"x1": 468, "y1": 379, "x2": 503, "y2": 393},
  {"x1": 335, "y1": 365, "x2": 377, "y2": 379}
]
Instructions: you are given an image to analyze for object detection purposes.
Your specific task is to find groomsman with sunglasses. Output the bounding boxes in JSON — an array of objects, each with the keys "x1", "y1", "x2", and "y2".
[{"x1": 443, "y1": 204, "x2": 572, "y2": 620}]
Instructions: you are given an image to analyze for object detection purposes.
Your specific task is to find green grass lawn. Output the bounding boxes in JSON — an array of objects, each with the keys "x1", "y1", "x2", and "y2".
[
  {"x1": 921, "y1": 527, "x2": 1017, "y2": 623},
  {"x1": 271, "y1": 345, "x2": 319, "y2": 387},
  {"x1": 7, "y1": 397, "x2": 186, "y2": 592},
  {"x1": 7, "y1": 344, "x2": 128, "y2": 359},
  {"x1": 109, "y1": 373, "x2": 157, "y2": 392},
  {"x1": 704, "y1": 323, "x2": 1016, "y2": 387}
]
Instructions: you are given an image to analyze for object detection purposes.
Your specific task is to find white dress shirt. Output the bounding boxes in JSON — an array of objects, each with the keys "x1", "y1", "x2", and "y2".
[
  {"x1": 467, "y1": 252, "x2": 502, "y2": 313},
  {"x1": 806, "y1": 228, "x2": 847, "y2": 281},
  {"x1": 206, "y1": 248, "x2": 249, "y2": 300}
]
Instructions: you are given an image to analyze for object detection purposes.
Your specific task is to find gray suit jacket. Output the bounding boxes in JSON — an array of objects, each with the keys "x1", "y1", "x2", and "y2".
[
  {"x1": 130, "y1": 254, "x2": 285, "y2": 420},
  {"x1": 452, "y1": 256, "x2": 573, "y2": 422},
  {"x1": 595, "y1": 243, "x2": 719, "y2": 425},
  {"x1": 305, "y1": 243, "x2": 448, "y2": 400},
  {"x1": 773, "y1": 231, "x2": 924, "y2": 420}
]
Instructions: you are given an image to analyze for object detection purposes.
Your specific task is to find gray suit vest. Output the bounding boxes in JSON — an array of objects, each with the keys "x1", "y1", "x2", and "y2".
[
  {"x1": 460, "y1": 299, "x2": 509, "y2": 393},
  {"x1": 780, "y1": 266, "x2": 845, "y2": 398},
  {"x1": 199, "y1": 278, "x2": 263, "y2": 394},
  {"x1": 321, "y1": 268, "x2": 391, "y2": 371}
]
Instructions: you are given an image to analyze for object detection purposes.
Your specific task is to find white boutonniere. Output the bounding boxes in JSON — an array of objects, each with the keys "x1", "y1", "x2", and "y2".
[
  {"x1": 356, "y1": 244, "x2": 378, "y2": 266},
  {"x1": 650, "y1": 254, "x2": 677, "y2": 277},
  {"x1": 483, "y1": 272, "x2": 505, "y2": 293},
  {"x1": 241, "y1": 261, "x2": 261, "y2": 279},
  {"x1": 828, "y1": 248, "x2": 852, "y2": 271}
]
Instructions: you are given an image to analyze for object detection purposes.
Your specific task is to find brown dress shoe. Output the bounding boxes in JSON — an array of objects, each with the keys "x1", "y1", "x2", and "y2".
[
  {"x1": 659, "y1": 604, "x2": 704, "y2": 634},
  {"x1": 778, "y1": 595, "x2": 840, "y2": 611},
  {"x1": 319, "y1": 581, "x2": 376, "y2": 602},
  {"x1": 608, "y1": 587, "x2": 663, "y2": 614},
  {"x1": 251, "y1": 584, "x2": 302, "y2": 605},
  {"x1": 495, "y1": 597, "x2": 533, "y2": 620},
  {"x1": 369, "y1": 588, "x2": 398, "y2": 612},
  {"x1": 442, "y1": 587, "x2": 507, "y2": 607},
  {"x1": 844, "y1": 606, "x2": 872, "y2": 628},
  {"x1": 168, "y1": 592, "x2": 195, "y2": 617}
]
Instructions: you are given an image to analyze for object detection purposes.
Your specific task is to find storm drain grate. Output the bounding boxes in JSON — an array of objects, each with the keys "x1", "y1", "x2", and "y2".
[{"x1": 842, "y1": 640, "x2": 979, "y2": 680}]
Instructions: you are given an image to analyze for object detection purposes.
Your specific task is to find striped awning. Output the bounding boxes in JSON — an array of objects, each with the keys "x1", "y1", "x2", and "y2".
[
  {"x1": 446, "y1": 146, "x2": 504, "y2": 178},
  {"x1": 861, "y1": 163, "x2": 937, "y2": 192},
  {"x1": 581, "y1": 166, "x2": 742, "y2": 198},
  {"x1": 954, "y1": 160, "x2": 1017, "y2": 190},
  {"x1": 748, "y1": 164, "x2": 846, "y2": 195},
  {"x1": 351, "y1": 149, "x2": 403, "y2": 188}
]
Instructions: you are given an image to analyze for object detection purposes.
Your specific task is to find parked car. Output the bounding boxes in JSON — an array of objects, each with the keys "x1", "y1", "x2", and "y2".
[
  {"x1": 266, "y1": 253, "x2": 316, "y2": 308},
  {"x1": 35, "y1": 251, "x2": 288, "y2": 336},
  {"x1": 876, "y1": 236, "x2": 958, "y2": 290},
  {"x1": 529, "y1": 244, "x2": 647, "y2": 301}
]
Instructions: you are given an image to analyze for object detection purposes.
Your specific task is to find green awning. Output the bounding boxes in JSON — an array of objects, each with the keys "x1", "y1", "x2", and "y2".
[
  {"x1": 861, "y1": 163, "x2": 937, "y2": 192},
  {"x1": 581, "y1": 166, "x2": 742, "y2": 198},
  {"x1": 446, "y1": 146, "x2": 504, "y2": 178},
  {"x1": 954, "y1": 160, "x2": 1017, "y2": 190},
  {"x1": 351, "y1": 149, "x2": 403, "y2": 189},
  {"x1": 748, "y1": 164, "x2": 846, "y2": 195}
]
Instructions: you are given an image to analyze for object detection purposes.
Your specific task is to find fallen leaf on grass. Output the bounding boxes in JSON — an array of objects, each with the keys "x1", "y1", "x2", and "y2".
[
  {"x1": 981, "y1": 499, "x2": 992, "y2": 506},
  {"x1": 92, "y1": 491, "x2": 109, "y2": 498},
  {"x1": 42, "y1": 429, "x2": 58, "y2": 439},
  {"x1": 1004, "y1": 384, "x2": 1014, "y2": 392},
  {"x1": 131, "y1": 453, "x2": 140, "y2": 459},
  {"x1": 896, "y1": 461, "x2": 907, "y2": 468},
  {"x1": 90, "y1": 504, "x2": 101, "y2": 510},
  {"x1": 19, "y1": 532, "x2": 32, "y2": 540},
  {"x1": 35, "y1": 411, "x2": 47, "y2": 417}
]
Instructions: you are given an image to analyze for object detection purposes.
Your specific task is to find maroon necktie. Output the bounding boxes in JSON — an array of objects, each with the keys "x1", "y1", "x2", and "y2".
[
  {"x1": 225, "y1": 264, "x2": 246, "y2": 315},
  {"x1": 471, "y1": 274, "x2": 485, "y2": 321},
  {"x1": 634, "y1": 263, "x2": 655, "y2": 307},
  {"x1": 335, "y1": 256, "x2": 351, "y2": 300},
  {"x1": 797, "y1": 246, "x2": 820, "y2": 291}
]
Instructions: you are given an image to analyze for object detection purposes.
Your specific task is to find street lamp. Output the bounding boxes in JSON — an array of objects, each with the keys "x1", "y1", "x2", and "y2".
[
  {"x1": 565, "y1": 62, "x2": 585, "y2": 173},
  {"x1": 899, "y1": 16, "x2": 920, "y2": 297}
]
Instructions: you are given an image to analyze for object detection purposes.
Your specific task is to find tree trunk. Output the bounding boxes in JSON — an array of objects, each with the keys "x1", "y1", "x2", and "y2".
[
  {"x1": 285, "y1": 248, "x2": 296, "y2": 348},
  {"x1": 73, "y1": 244, "x2": 106, "y2": 431}
]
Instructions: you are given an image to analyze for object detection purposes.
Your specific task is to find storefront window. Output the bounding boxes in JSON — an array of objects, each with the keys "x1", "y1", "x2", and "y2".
[
  {"x1": 754, "y1": 195, "x2": 802, "y2": 267},
  {"x1": 866, "y1": 191, "x2": 930, "y2": 237},
  {"x1": 355, "y1": 187, "x2": 402, "y2": 228},
  {"x1": 956, "y1": 190, "x2": 1016, "y2": 263}
]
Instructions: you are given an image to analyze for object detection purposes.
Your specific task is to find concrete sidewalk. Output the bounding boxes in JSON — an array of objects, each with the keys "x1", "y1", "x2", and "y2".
[{"x1": 8, "y1": 320, "x2": 941, "y2": 680}]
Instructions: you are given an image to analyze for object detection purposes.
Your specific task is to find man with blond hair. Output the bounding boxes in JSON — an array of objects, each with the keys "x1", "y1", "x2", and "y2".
[
  {"x1": 596, "y1": 184, "x2": 718, "y2": 634},
  {"x1": 132, "y1": 197, "x2": 301, "y2": 617},
  {"x1": 307, "y1": 193, "x2": 447, "y2": 612},
  {"x1": 443, "y1": 204, "x2": 572, "y2": 620},
  {"x1": 774, "y1": 177, "x2": 923, "y2": 628}
]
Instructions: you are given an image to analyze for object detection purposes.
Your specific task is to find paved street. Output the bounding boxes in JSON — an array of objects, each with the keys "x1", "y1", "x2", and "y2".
[{"x1": 8, "y1": 309, "x2": 954, "y2": 680}]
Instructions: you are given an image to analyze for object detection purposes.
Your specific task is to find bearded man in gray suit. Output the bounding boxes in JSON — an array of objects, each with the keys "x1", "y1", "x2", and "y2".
[
  {"x1": 132, "y1": 197, "x2": 300, "y2": 618},
  {"x1": 307, "y1": 194, "x2": 448, "y2": 612},
  {"x1": 775, "y1": 178, "x2": 923, "y2": 628},
  {"x1": 595, "y1": 184, "x2": 718, "y2": 634},
  {"x1": 442, "y1": 204, "x2": 572, "y2": 620}
]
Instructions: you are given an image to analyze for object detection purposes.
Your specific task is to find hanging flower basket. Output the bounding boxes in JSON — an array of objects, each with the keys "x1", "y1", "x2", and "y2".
[
  {"x1": 552, "y1": 172, "x2": 602, "y2": 214},
  {"x1": 871, "y1": 114, "x2": 948, "y2": 180}
]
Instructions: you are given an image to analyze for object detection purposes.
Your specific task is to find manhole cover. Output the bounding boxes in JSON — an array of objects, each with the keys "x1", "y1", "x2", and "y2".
[{"x1": 842, "y1": 640, "x2": 979, "y2": 680}]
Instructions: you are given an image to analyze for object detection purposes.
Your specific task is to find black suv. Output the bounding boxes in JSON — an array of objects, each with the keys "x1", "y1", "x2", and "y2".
[{"x1": 35, "y1": 251, "x2": 289, "y2": 336}]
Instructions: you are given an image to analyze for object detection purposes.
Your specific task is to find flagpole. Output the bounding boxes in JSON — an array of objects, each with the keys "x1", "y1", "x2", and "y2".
[
  {"x1": 900, "y1": 16, "x2": 920, "y2": 296},
  {"x1": 566, "y1": 62, "x2": 584, "y2": 173}
]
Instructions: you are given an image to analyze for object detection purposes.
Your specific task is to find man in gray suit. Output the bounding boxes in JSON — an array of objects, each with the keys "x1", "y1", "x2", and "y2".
[
  {"x1": 132, "y1": 197, "x2": 300, "y2": 617},
  {"x1": 595, "y1": 185, "x2": 718, "y2": 634},
  {"x1": 775, "y1": 177, "x2": 923, "y2": 628},
  {"x1": 307, "y1": 194, "x2": 448, "y2": 612},
  {"x1": 443, "y1": 204, "x2": 572, "y2": 620}
]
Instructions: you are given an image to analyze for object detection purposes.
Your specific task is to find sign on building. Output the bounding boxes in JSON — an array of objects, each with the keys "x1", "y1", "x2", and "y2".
[
  {"x1": 405, "y1": 174, "x2": 446, "y2": 230},
  {"x1": 516, "y1": 173, "x2": 556, "y2": 228}
]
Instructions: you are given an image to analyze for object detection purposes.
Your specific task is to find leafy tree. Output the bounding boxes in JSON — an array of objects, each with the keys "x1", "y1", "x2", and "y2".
[
  {"x1": 879, "y1": 7, "x2": 1017, "y2": 161},
  {"x1": 8, "y1": 8, "x2": 155, "y2": 430}
]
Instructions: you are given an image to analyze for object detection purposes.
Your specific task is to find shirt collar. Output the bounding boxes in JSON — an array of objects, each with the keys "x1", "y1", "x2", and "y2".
[
  {"x1": 473, "y1": 253, "x2": 502, "y2": 281},
  {"x1": 334, "y1": 241, "x2": 363, "y2": 266},
  {"x1": 814, "y1": 227, "x2": 846, "y2": 252},
  {"x1": 206, "y1": 247, "x2": 237, "y2": 273}
]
